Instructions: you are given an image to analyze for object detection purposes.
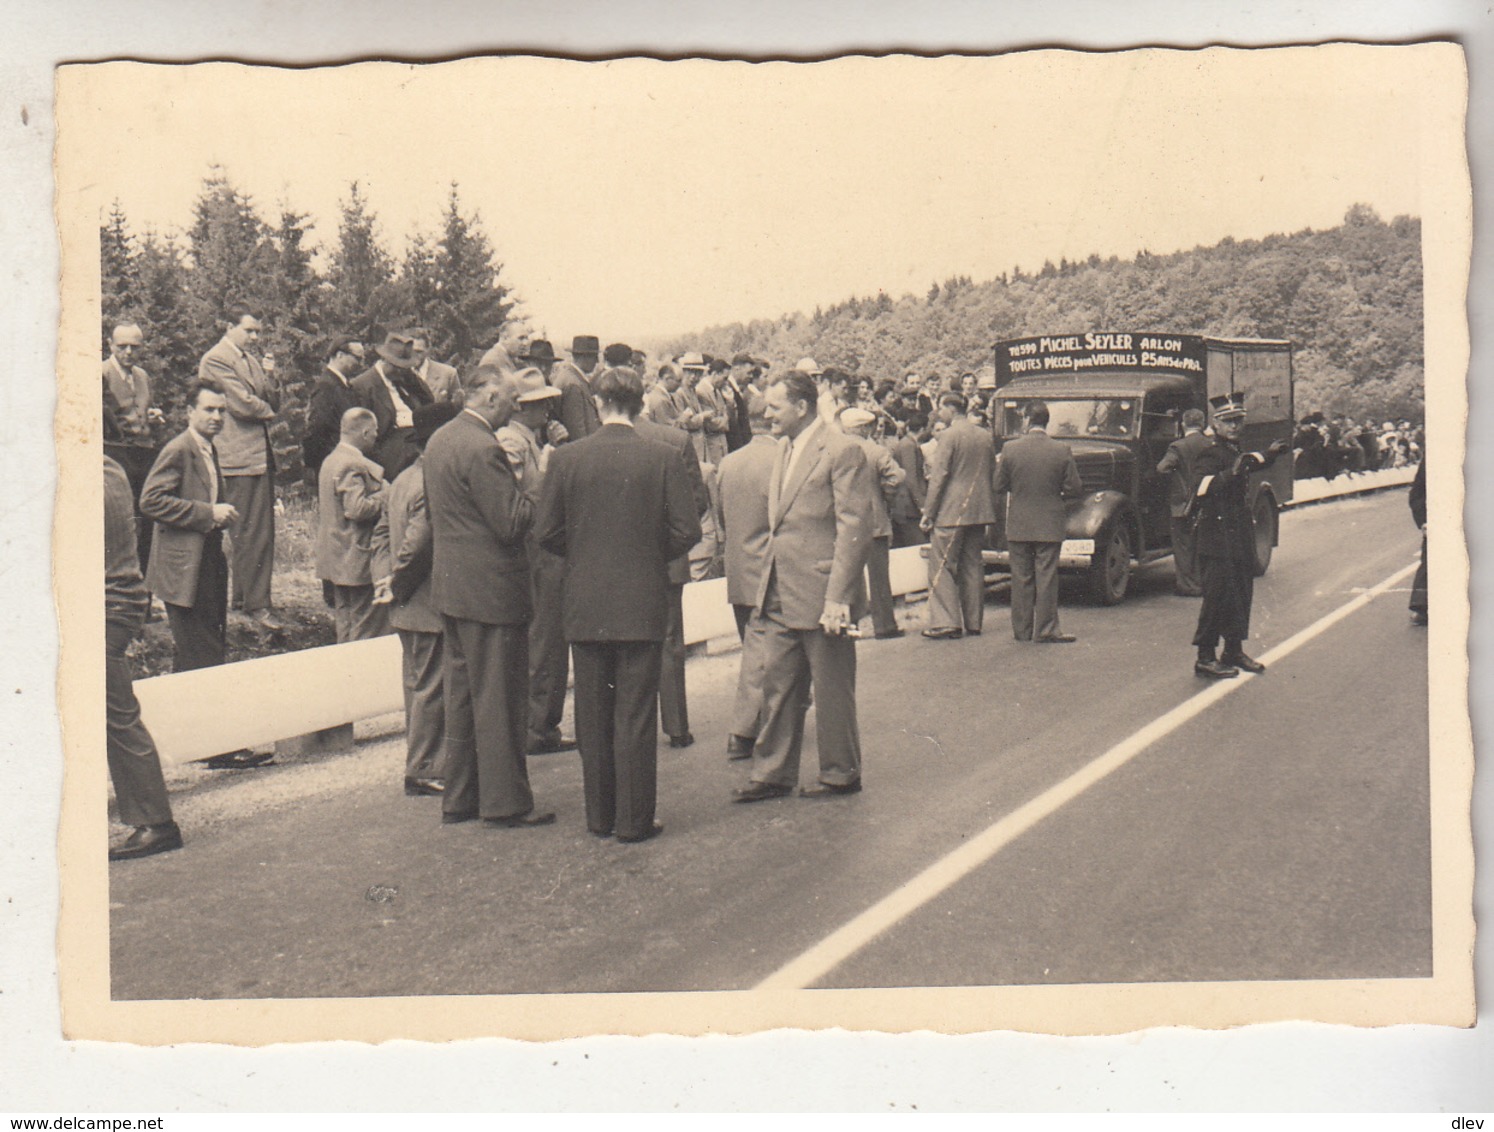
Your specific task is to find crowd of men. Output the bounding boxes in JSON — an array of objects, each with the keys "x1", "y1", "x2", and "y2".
[
  {"x1": 101, "y1": 311, "x2": 1376, "y2": 860},
  {"x1": 1292, "y1": 412, "x2": 1424, "y2": 480}
]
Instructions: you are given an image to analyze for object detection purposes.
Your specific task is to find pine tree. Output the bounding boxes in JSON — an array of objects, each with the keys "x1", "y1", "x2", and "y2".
[
  {"x1": 263, "y1": 207, "x2": 324, "y2": 487},
  {"x1": 428, "y1": 183, "x2": 515, "y2": 367},
  {"x1": 184, "y1": 167, "x2": 274, "y2": 348},
  {"x1": 325, "y1": 181, "x2": 401, "y2": 342},
  {"x1": 100, "y1": 200, "x2": 138, "y2": 353},
  {"x1": 133, "y1": 232, "x2": 198, "y2": 429}
]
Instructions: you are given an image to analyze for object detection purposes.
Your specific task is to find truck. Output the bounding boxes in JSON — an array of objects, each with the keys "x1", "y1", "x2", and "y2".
[{"x1": 985, "y1": 332, "x2": 1295, "y2": 604}]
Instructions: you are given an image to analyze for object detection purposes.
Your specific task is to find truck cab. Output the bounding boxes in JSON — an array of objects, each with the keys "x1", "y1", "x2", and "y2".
[{"x1": 985, "y1": 333, "x2": 1294, "y2": 603}]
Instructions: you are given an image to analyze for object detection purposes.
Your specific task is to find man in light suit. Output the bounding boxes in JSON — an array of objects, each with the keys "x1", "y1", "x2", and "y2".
[
  {"x1": 642, "y1": 363, "x2": 682, "y2": 426},
  {"x1": 373, "y1": 401, "x2": 462, "y2": 796},
  {"x1": 537, "y1": 366, "x2": 701, "y2": 842},
  {"x1": 1156, "y1": 407, "x2": 1211, "y2": 597},
  {"x1": 352, "y1": 330, "x2": 436, "y2": 483},
  {"x1": 733, "y1": 371, "x2": 875, "y2": 802},
  {"x1": 717, "y1": 402, "x2": 778, "y2": 760},
  {"x1": 842, "y1": 407, "x2": 906, "y2": 639},
  {"x1": 140, "y1": 384, "x2": 269, "y2": 771},
  {"x1": 496, "y1": 368, "x2": 576, "y2": 755},
  {"x1": 423, "y1": 375, "x2": 553, "y2": 828},
  {"x1": 197, "y1": 304, "x2": 281, "y2": 630},
  {"x1": 920, "y1": 392, "x2": 998, "y2": 640},
  {"x1": 103, "y1": 322, "x2": 163, "y2": 579},
  {"x1": 993, "y1": 400, "x2": 1084, "y2": 643},
  {"x1": 409, "y1": 329, "x2": 462, "y2": 405},
  {"x1": 315, "y1": 407, "x2": 390, "y2": 643}
]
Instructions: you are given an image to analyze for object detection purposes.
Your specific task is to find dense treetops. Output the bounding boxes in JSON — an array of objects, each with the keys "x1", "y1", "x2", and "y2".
[{"x1": 660, "y1": 204, "x2": 1423, "y2": 423}]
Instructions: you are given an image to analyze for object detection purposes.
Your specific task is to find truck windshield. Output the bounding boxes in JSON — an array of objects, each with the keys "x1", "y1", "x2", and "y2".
[{"x1": 999, "y1": 399, "x2": 1138, "y2": 439}]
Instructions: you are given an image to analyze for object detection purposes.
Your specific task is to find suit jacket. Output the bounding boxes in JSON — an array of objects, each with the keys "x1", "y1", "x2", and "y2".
[
  {"x1": 635, "y1": 417, "x2": 709, "y2": 586},
  {"x1": 303, "y1": 368, "x2": 361, "y2": 481},
  {"x1": 723, "y1": 378, "x2": 753, "y2": 452},
  {"x1": 694, "y1": 378, "x2": 731, "y2": 467},
  {"x1": 140, "y1": 428, "x2": 221, "y2": 607},
  {"x1": 537, "y1": 423, "x2": 701, "y2": 642},
  {"x1": 1157, "y1": 429, "x2": 1213, "y2": 518},
  {"x1": 1191, "y1": 437, "x2": 1279, "y2": 562},
  {"x1": 886, "y1": 432, "x2": 927, "y2": 522},
  {"x1": 198, "y1": 336, "x2": 277, "y2": 476},
  {"x1": 1409, "y1": 459, "x2": 1426, "y2": 528},
  {"x1": 373, "y1": 460, "x2": 441, "y2": 634},
  {"x1": 756, "y1": 421, "x2": 874, "y2": 629},
  {"x1": 423, "y1": 410, "x2": 533, "y2": 626},
  {"x1": 551, "y1": 360, "x2": 602, "y2": 441},
  {"x1": 995, "y1": 428, "x2": 1084, "y2": 543},
  {"x1": 315, "y1": 442, "x2": 387, "y2": 586},
  {"x1": 103, "y1": 356, "x2": 153, "y2": 445},
  {"x1": 718, "y1": 434, "x2": 777, "y2": 606},
  {"x1": 852, "y1": 434, "x2": 905, "y2": 540},
  {"x1": 642, "y1": 383, "x2": 679, "y2": 426},
  {"x1": 351, "y1": 362, "x2": 431, "y2": 480},
  {"x1": 420, "y1": 359, "x2": 462, "y2": 404},
  {"x1": 923, "y1": 418, "x2": 998, "y2": 528}
]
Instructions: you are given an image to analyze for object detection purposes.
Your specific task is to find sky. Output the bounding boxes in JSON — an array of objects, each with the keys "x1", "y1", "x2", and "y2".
[{"x1": 67, "y1": 45, "x2": 1441, "y2": 346}]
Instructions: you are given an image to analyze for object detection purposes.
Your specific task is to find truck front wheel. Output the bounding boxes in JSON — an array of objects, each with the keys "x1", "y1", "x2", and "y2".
[
  {"x1": 1252, "y1": 494, "x2": 1278, "y2": 577},
  {"x1": 1088, "y1": 524, "x2": 1133, "y2": 605}
]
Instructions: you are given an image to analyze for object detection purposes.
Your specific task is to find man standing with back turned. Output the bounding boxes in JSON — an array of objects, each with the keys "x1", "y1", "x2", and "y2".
[
  {"x1": 1157, "y1": 407, "x2": 1211, "y2": 597},
  {"x1": 920, "y1": 392, "x2": 997, "y2": 640},
  {"x1": 994, "y1": 400, "x2": 1083, "y2": 644},
  {"x1": 538, "y1": 365, "x2": 700, "y2": 842}
]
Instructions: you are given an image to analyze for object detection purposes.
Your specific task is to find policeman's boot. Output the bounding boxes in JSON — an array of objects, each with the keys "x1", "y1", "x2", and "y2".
[
  {"x1": 1219, "y1": 639, "x2": 1266, "y2": 674},
  {"x1": 1194, "y1": 647, "x2": 1239, "y2": 680}
]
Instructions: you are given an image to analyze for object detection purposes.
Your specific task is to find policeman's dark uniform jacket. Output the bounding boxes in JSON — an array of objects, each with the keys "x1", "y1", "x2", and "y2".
[{"x1": 1190, "y1": 395, "x2": 1284, "y2": 675}]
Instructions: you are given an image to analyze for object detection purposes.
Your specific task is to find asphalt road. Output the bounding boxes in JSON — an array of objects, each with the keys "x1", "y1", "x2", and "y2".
[{"x1": 109, "y1": 489, "x2": 1428, "y2": 999}]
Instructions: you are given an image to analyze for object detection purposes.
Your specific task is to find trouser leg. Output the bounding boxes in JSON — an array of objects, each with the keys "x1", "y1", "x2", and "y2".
[
  {"x1": 401, "y1": 629, "x2": 445, "y2": 780},
  {"x1": 332, "y1": 583, "x2": 387, "y2": 642},
  {"x1": 956, "y1": 525, "x2": 986, "y2": 632},
  {"x1": 805, "y1": 628, "x2": 861, "y2": 786},
  {"x1": 611, "y1": 641, "x2": 662, "y2": 840},
  {"x1": 1032, "y1": 541, "x2": 1062, "y2": 639},
  {"x1": 106, "y1": 620, "x2": 172, "y2": 828},
  {"x1": 571, "y1": 642, "x2": 618, "y2": 835},
  {"x1": 926, "y1": 526, "x2": 962, "y2": 630},
  {"x1": 1170, "y1": 517, "x2": 1202, "y2": 596},
  {"x1": 166, "y1": 534, "x2": 227, "y2": 671},
  {"x1": 866, "y1": 535, "x2": 897, "y2": 635},
  {"x1": 463, "y1": 621, "x2": 534, "y2": 820},
  {"x1": 527, "y1": 548, "x2": 569, "y2": 745},
  {"x1": 658, "y1": 583, "x2": 689, "y2": 736},
  {"x1": 222, "y1": 473, "x2": 274, "y2": 613},
  {"x1": 440, "y1": 616, "x2": 479, "y2": 817},
  {"x1": 1008, "y1": 540, "x2": 1037, "y2": 640},
  {"x1": 1410, "y1": 535, "x2": 1428, "y2": 614},
  {"x1": 748, "y1": 606, "x2": 809, "y2": 789},
  {"x1": 730, "y1": 608, "x2": 767, "y2": 740}
]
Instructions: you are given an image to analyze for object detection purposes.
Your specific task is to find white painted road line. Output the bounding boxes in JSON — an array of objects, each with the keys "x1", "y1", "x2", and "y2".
[{"x1": 754, "y1": 560, "x2": 1420, "y2": 991}]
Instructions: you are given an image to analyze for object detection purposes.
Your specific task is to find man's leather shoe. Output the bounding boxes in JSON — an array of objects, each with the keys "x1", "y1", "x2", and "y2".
[
  {"x1": 874, "y1": 628, "x2": 906, "y2": 639},
  {"x1": 1221, "y1": 652, "x2": 1266, "y2": 674},
  {"x1": 109, "y1": 822, "x2": 183, "y2": 861},
  {"x1": 202, "y1": 749, "x2": 274, "y2": 770},
  {"x1": 249, "y1": 609, "x2": 285, "y2": 632},
  {"x1": 1194, "y1": 659, "x2": 1239, "y2": 679},
  {"x1": 921, "y1": 627, "x2": 963, "y2": 640},
  {"x1": 669, "y1": 732, "x2": 695, "y2": 749},
  {"x1": 616, "y1": 822, "x2": 664, "y2": 843},
  {"x1": 1035, "y1": 633, "x2": 1077, "y2": 644},
  {"x1": 800, "y1": 779, "x2": 862, "y2": 799},
  {"x1": 441, "y1": 810, "x2": 478, "y2": 825},
  {"x1": 529, "y1": 735, "x2": 579, "y2": 754},
  {"x1": 483, "y1": 810, "x2": 557, "y2": 828},
  {"x1": 726, "y1": 734, "x2": 755, "y2": 760},
  {"x1": 732, "y1": 781, "x2": 793, "y2": 803},
  {"x1": 404, "y1": 777, "x2": 444, "y2": 796},
  {"x1": 1410, "y1": 609, "x2": 1428, "y2": 626}
]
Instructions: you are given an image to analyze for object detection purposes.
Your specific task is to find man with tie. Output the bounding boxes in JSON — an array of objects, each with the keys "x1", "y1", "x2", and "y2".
[
  {"x1": 140, "y1": 384, "x2": 270, "y2": 770},
  {"x1": 733, "y1": 371, "x2": 875, "y2": 803},
  {"x1": 352, "y1": 330, "x2": 435, "y2": 482},
  {"x1": 303, "y1": 335, "x2": 366, "y2": 486},
  {"x1": 993, "y1": 400, "x2": 1084, "y2": 644},
  {"x1": 496, "y1": 368, "x2": 576, "y2": 755},
  {"x1": 103, "y1": 322, "x2": 163, "y2": 579},
  {"x1": 723, "y1": 353, "x2": 756, "y2": 453},
  {"x1": 717, "y1": 399, "x2": 778, "y2": 760},
  {"x1": 920, "y1": 392, "x2": 998, "y2": 640},
  {"x1": 197, "y1": 304, "x2": 282, "y2": 631},
  {"x1": 642, "y1": 363, "x2": 683, "y2": 426},
  {"x1": 537, "y1": 365, "x2": 701, "y2": 842},
  {"x1": 423, "y1": 374, "x2": 554, "y2": 828}
]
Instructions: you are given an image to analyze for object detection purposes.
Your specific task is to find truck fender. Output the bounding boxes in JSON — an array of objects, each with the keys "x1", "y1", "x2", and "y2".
[{"x1": 1065, "y1": 490, "x2": 1134, "y2": 541}]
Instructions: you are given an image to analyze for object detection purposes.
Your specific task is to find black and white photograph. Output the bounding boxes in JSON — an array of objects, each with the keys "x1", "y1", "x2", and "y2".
[{"x1": 45, "y1": 36, "x2": 1475, "y2": 1058}]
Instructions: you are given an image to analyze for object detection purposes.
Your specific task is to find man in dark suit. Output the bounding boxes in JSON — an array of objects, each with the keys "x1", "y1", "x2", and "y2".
[
  {"x1": 140, "y1": 384, "x2": 270, "y2": 771},
  {"x1": 733, "y1": 371, "x2": 875, "y2": 802},
  {"x1": 423, "y1": 375, "x2": 553, "y2": 827},
  {"x1": 724, "y1": 353, "x2": 756, "y2": 452},
  {"x1": 351, "y1": 330, "x2": 435, "y2": 482},
  {"x1": 373, "y1": 401, "x2": 462, "y2": 796},
  {"x1": 1189, "y1": 393, "x2": 1289, "y2": 678},
  {"x1": 550, "y1": 335, "x2": 603, "y2": 442},
  {"x1": 1409, "y1": 458, "x2": 1427, "y2": 626},
  {"x1": 106, "y1": 454, "x2": 181, "y2": 860},
  {"x1": 1156, "y1": 407, "x2": 1211, "y2": 597},
  {"x1": 994, "y1": 400, "x2": 1083, "y2": 643},
  {"x1": 537, "y1": 366, "x2": 701, "y2": 842},
  {"x1": 717, "y1": 404, "x2": 778, "y2": 760},
  {"x1": 198, "y1": 304, "x2": 281, "y2": 630},
  {"x1": 920, "y1": 393, "x2": 998, "y2": 640},
  {"x1": 303, "y1": 335, "x2": 366, "y2": 485},
  {"x1": 315, "y1": 407, "x2": 389, "y2": 642}
]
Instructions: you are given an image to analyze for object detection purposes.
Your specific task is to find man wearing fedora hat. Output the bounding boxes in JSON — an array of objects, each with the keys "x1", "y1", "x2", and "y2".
[
  {"x1": 352, "y1": 329, "x2": 436, "y2": 482},
  {"x1": 373, "y1": 400, "x2": 462, "y2": 796},
  {"x1": 551, "y1": 335, "x2": 603, "y2": 441},
  {"x1": 497, "y1": 368, "x2": 576, "y2": 755},
  {"x1": 1189, "y1": 392, "x2": 1289, "y2": 679}
]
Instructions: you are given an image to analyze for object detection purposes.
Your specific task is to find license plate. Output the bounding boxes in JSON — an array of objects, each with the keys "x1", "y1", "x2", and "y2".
[{"x1": 1062, "y1": 539, "x2": 1095, "y2": 556}]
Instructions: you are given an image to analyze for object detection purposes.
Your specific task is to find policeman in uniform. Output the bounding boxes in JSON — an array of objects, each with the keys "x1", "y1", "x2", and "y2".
[{"x1": 1190, "y1": 392, "x2": 1289, "y2": 679}]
